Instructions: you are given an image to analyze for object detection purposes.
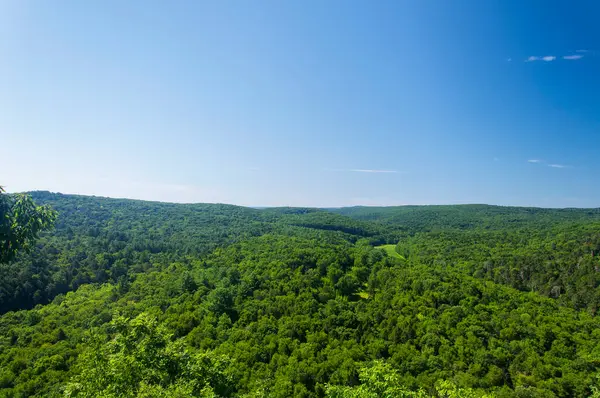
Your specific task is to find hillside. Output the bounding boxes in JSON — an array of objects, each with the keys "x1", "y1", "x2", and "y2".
[
  {"x1": 0, "y1": 192, "x2": 396, "y2": 314},
  {"x1": 331, "y1": 204, "x2": 600, "y2": 232},
  {"x1": 2, "y1": 194, "x2": 600, "y2": 397},
  {"x1": 333, "y1": 205, "x2": 600, "y2": 312}
]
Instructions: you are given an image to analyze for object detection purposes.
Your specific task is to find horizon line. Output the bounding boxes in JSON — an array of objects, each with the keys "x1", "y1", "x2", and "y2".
[{"x1": 11, "y1": 189, "x2": 600, "y2": 211}]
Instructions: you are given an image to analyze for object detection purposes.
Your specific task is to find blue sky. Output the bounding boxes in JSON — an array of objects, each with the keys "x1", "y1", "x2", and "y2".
[{"x1": 2, "y1": 1, "x2": 599, "y2": 207}]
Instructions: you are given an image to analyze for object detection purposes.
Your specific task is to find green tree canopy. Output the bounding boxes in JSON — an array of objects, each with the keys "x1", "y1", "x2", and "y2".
[
  {"x1": 64, "y1": 313, "x2": 234, "y2": 397},
  {"x1": 0, "y1": 187, "x2": 57, "y2": 263}
]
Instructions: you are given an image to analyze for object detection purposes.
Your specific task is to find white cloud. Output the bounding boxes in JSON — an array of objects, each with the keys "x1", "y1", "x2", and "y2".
[
  {"x1": 525, "y1": 56, "x2": 557, "y2": 62},
  {"x1": 526, "y1": 52, "x2": 588, "y2": 62},
  {"x1": 526, "y1": 160, "x2": 570, "y2": 169}
]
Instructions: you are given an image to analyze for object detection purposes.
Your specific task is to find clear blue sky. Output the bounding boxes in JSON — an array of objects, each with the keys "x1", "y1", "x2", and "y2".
[{"x1": 2, "y1": 1, "x2": 599, "y2": 207}]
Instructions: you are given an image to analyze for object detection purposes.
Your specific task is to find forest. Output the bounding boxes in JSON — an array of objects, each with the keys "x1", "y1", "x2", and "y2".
[{"x1": 3, "y1": 191, "x2": 600, "y2": 397}]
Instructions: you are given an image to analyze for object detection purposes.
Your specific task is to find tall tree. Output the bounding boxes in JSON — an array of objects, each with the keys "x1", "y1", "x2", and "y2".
[{"x1": 0, "y1": 187, "x2": 57, "y2": 263}]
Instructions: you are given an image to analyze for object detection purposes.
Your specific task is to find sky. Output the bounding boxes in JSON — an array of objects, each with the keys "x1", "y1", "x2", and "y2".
[{"x1": 2, "y1": 0, "x2": 600, "y2": 207}]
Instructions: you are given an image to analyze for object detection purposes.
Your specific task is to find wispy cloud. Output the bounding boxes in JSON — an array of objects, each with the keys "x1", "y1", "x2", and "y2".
[
  {"x1": 526, "y1": 52, "x2": 590, "y2": 62},
  {"x1": 349, "y1": 169, "x2": 399, "y2": 173},
  {"x1": 325, "y1": 168, "x2": 401, "y2": 174},
  {"x1": 527, "y1": 159, "x2": 571, "y2": 169},
  {"x1": 526, "y1": 56, "x2": 556, "y2": 62}
]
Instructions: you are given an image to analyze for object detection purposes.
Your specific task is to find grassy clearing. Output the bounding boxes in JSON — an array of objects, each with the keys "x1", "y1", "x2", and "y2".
[{"x1": 375, "y1": 244, "x2": 406, "y2": 260}]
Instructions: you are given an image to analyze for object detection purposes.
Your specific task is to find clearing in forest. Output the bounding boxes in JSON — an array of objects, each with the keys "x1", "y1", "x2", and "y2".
[{"x1": 375, "y1": 244, "x2": 405, "y2": 260}]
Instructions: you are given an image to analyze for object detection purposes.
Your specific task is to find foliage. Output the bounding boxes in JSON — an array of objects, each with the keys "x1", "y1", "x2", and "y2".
[
  {"x1": 330, "y1": 204, "x2": 600, "y2": 232},
  {"x1": 375, "y1": 244, "x2": 405, "y2": 260},
  {"x1": 0, "y1": 192, "x2": 393, "y2": 313},
  {"x1": 3, "y1": 194, "x2": 600, "y2": 397},
  {"x1": 326, "y1": 361, "x2": 495, "y2": 398},
  {"x1": 326, "y1": 360, "x2": 427, "y2": 397},
  {"x1": 64, "y1": 313, "x2": 232, "y2": 397},
  {"x1": 336, "y1": 205, "x2": 600, "y2": 312},
  {"x1": 0, "y1": 188, "x2": 57, "y2": 264}
]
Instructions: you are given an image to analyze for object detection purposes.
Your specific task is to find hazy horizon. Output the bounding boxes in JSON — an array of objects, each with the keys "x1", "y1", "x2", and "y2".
[{"x1": 9, "y1": 189, "x2": 599, "y2": 210}]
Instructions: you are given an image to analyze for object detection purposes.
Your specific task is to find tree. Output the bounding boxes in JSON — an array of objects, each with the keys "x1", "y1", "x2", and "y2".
[
  {"x1": 325, "y1": 361, "x2": 494, "y2": 398},
  {"x1": 63, "y1": 313, "x2": 234, "y2": 397},
  {"x1": 326, "y1": 360, "x2": 427, "y2": 398},
  {"x1": 0, "y1": 187, "x2": 57, "y2": 263}
]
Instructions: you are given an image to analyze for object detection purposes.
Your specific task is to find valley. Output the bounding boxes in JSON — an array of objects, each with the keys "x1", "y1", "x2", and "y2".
[{"x1": 2, "y1": 192, "x2": 600, "y2": 396}]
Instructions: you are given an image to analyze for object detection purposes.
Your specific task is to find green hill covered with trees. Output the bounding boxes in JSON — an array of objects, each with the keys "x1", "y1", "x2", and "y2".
[{"x1": 2, "y1": 192, "x2": 600, "y2": 397}]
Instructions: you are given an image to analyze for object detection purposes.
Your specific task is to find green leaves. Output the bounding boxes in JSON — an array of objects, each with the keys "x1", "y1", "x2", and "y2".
[
  {"x1": 0, "y1": 188, "x2": 57, "y2": 264},
  {"x1": 4, "y1": 193, "x2": 600, "y2": 397},
  {"x1": 64, "y1": 313, "x2": 233, "y2": 397},
  {"x1": 326, "y1": 361, "x2": 428, "y2": 397}
]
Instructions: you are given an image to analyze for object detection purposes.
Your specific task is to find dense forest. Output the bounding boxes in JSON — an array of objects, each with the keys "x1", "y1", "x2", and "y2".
[{"x1": 3, "y1": 192, "x2": 600, "y2": 397}]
